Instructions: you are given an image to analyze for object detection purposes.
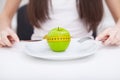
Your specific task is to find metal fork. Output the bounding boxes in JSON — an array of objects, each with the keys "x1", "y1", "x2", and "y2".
[{"x1": 78, "y1": 36, "x2": 94, "y2": 43}]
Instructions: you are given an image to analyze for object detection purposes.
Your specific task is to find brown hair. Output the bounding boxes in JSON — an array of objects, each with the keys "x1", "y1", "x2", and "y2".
[{"x1": 27, "y1": 0, "x2": 103, "y2": 34}]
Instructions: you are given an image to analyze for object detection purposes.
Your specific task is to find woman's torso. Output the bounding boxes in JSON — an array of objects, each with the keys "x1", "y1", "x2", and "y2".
[{"x1": 31, "y1": 0, "x2": 92, "y2": 40}]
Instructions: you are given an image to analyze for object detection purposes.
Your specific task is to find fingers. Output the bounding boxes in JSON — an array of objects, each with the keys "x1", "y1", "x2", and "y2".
[
  {"x1": 2, "y1": 36, "x2": 13, "y2": 46},
  {"x1": 103, "y1": 35, "x2": 114, "y2": 46},
  {"x1": 96, "y1": 29, "x2": 109, "y2": 41},
  {"x1": 96, "y1": 28, "x2": 120, "y2": 46},
  {"x1": 0, "y1": 44, "x2": 2, "y2": 48},
  {"x1": 0, "y1": 32, "x2": 12, "y2": 47},
  {"x1": 109, "y1": 35, "x2": 120, "y2": 46},
  {"x1": 0, "y1": 30, "x2": 20, "y2": 47},
  {"x1": 117, "y1": 41, "x2": 120, "y2": 46},
  {"x1": 9, "y1": 30, "x2": 19, "y2": 42},
  {"x1": 111, "y1": 40, "x2": 120, "y2": 46},
  {"x1": 0, "y1": 40, "x2": 6, "y2": 46}
]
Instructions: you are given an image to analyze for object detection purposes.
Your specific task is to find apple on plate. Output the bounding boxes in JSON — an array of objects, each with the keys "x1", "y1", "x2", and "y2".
[{"x1": 46, "y1": 27, "x2": 71, "y2": 52}]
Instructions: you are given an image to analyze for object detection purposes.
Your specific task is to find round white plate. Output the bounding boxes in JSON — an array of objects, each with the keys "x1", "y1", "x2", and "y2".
[{"x1": 24, "y1": 38, "x2": 99, "y2": 60}]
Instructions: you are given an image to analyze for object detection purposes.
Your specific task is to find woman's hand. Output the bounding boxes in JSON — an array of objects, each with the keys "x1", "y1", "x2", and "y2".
[
  {"x1": 0, "y1": 14, "x2": 19, "y2": 47},
  {"x1": 96, "y1": 27, "x2": 120, "y2": 46}
]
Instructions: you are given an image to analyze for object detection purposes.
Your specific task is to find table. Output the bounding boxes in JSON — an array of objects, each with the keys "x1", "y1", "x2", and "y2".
[{"x1": 0, "y1": 41, "x2": 120, "y2": 80}]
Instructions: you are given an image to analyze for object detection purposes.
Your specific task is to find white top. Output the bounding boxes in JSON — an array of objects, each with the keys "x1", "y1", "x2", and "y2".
[{"x1": 31, "y1": 0, "x2": 115, "y2": 40}]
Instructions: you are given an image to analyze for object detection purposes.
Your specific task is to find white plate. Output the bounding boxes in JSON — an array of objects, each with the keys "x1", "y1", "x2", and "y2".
[{"x1": 24, "y1": 38, "x2": 99, "y2": 60}]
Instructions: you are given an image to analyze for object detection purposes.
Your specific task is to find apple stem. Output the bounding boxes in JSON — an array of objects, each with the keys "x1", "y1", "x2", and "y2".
[{"x1": 58, "y1": 27, "x2": 60, "y2": 31}]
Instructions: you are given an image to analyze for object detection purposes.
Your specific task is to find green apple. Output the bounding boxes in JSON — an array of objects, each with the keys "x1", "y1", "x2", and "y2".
[{"x1": 47, "y1": 27, "x2": 71, "y2": 52}]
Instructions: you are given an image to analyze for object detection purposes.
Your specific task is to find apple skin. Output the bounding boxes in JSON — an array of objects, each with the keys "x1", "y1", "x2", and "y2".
[{"x1": 47, "y1": 27, "x2": 71, "y2": 52}]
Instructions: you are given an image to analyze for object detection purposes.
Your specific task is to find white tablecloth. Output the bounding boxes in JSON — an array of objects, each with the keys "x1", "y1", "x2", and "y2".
[{"x1": 0, "y1": 41, "x2": 120, "y2": 80}]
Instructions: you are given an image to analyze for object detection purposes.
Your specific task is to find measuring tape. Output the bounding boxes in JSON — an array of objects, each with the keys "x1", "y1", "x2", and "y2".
[{"x1": 47, "y1": 36, "x2": 71, "y2": 42}]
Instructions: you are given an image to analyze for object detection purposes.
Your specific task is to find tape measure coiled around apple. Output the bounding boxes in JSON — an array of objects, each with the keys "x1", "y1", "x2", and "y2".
[{"x1": 47, "y1": 36, "x2": 71, "y2": 42}]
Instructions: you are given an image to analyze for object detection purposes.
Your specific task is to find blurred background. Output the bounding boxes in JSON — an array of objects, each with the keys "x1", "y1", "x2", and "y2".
[{"x1": 0, "y1": 0, "x2": 115, "y2": 33}]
